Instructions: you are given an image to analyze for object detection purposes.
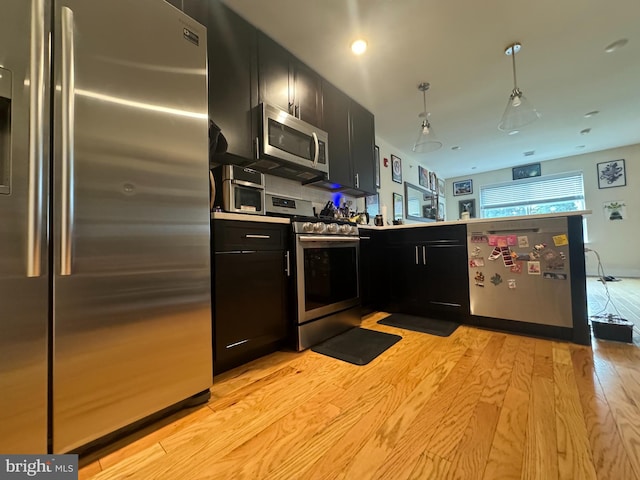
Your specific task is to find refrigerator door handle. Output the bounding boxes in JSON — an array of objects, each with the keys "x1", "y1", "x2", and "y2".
[
  {"x1": 27, "y1": 0, "x2": 46, "y2": 277},
  {"x1": 422, "y1": 245, "x2": 426, "y2": 265},
  {"x1": 60, "y1": 6, "x2": 75, "y2": 276},
  {"x1": 415, "y1": 245, "x2": 419, "y2": 265}
]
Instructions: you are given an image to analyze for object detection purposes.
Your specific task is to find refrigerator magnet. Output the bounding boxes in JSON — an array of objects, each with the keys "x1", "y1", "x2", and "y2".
[
  {"x1": 508, "y1": 279, "x2": 517, "y2": 289},
  {"x1": 507, "y1": 235, "x2": 518, "y2": 246},
  {"x1": 497, "y1": 236, "x2": 508, "y2": 247},
  {"x1": 488, "y1": 235, "x2": 498, "y2": 246},
  {"x1": 471, "y1": 246, "x2": 482, "y2": 258},
  {"x1": 471, "y1": 235, "x2": 488, "y2": 243},
  {"x1": 552, "y1": 234, "x2": 569, "y2": 247},
  {"x1": 490, "y1": 273, "x2": 503, "y2": 286},
  {"x1": 517, "y1": 236, "x2": 529, "y2": 248},
  {"x1": 527, "y1": 261, "x2": 541, "y2": 275},
  {"x1": 469, "y1": 258, "x2": 485, "y2": 267},
  {"x1": 474, "y1": 271, "x2": 485, "y2": 286},
  {"x1": 488, "y1": 247, "x2": 502, "y2": 261},
  {"x1": 510, "y1": 262, "x2": 523, "y2": 274}
]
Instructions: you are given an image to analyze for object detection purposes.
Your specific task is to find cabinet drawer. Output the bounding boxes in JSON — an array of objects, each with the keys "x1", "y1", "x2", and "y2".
[{"x1": 213, "y1": 220, "x2": 287, "y2": 251}]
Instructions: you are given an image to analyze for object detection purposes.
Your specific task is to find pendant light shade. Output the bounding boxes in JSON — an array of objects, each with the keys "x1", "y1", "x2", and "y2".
[
  {"x1": 412, "y1": 82, "x2": 442, "y2": 153},
  {"x1": 498, "y1": 43, "x2": 540, "y2": 132}
]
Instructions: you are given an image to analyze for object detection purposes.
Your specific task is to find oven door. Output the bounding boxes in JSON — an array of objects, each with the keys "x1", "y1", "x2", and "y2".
[
  {"x1": 223, "y1": 180, "x2": 265, "y2": 215},
  {"x1": 295, "y1": 236, "x2": 360, "y2": 324}
]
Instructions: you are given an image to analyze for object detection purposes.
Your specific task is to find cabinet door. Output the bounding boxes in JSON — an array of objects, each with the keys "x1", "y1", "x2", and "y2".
[
  {"x1": 423, "y1": 243, "x2": 470, "y2": 319},
  {"x1": 321, "y1": 81, "x2": 352, "y2": 187},
  {"x1": 349, "y1": 101, "x2": 376, "y2": 194},
  {"x1": 214, "y1": 250, "x2": 287, "y2": 373},
  {"x1": 292, "y1": 61, "x2": 322, "y2": 127},
  {"x1": 258, "y1": 32, "x2": 292, "y2": 114},
  {"x1": 208, "y1": 3, "x2": 256, "y2": 161}
]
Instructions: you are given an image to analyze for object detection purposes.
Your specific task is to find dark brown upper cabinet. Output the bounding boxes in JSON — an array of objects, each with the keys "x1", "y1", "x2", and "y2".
[
  {"x1": 258, "y1": 32, "x2": 323, "y2": 128},
  {"x1": 322, "y1": 80, "x2": 376, "y2": 195}
]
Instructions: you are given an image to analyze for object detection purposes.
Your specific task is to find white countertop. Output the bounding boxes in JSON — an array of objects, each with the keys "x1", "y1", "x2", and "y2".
[
  {"x1": 211, "y1": 212, "x2": 290, "y2": 224},
  {"x1": 359, "y1": 210, "x2": 592, "y2": 230}
]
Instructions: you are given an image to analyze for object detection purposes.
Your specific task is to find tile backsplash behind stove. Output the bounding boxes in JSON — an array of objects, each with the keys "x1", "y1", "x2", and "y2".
[{"x1": 265, "y1": 175, "x2": 356, "y2": 215}]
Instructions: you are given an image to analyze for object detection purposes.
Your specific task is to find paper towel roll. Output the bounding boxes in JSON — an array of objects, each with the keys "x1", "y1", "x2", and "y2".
[{"x1": 381, "y1": 205, "x2": 388, "y2": 225}]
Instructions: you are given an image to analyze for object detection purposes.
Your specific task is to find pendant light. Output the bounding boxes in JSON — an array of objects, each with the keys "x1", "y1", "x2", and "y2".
[
  {"x1": 498, "y1": 42, "x2": 540, "y2": 132},
  {"x1": 412, "y1": 82, "x2": 442, "y2": 153}
]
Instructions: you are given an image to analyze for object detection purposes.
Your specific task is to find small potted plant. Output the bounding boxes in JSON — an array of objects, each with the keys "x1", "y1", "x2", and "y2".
[{"x1": 604, "y1": 201, "x2": 625, "y2": 220}]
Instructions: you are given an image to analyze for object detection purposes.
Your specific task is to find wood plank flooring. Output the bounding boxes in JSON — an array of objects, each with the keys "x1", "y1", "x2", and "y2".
[{"x1": 78, "y1": 289, "x2": 640, "y2": 480}]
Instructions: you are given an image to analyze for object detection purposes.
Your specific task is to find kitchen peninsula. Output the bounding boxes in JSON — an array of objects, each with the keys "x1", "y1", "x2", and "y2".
[{"x1": 360, "y1": 211, "x2": 590, "y2": 345}]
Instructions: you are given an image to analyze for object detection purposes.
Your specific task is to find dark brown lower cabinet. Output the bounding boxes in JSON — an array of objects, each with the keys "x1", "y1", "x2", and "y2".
[{"x1": 212, "y1": 220, "x2": 290, "y2": 374}]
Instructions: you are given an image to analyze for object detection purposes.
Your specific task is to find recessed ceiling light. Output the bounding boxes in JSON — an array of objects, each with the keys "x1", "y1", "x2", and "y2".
[
  {"x1": 584, "y1": 110, "x2": 599, "y2": 118},
  {"x1": 351, "y1": 39, "x2": 367, "y2": 55},
  {"x1": 605, "y1": 38, "x2": 628, "y2": 53},
  {"x1": 576, "y1": 145, "x2": 586, "y2": 149},
  {"x1": 523, "y1": 150, "x2": 535, "y2": 156},
  {"x1": 508, "y1": 130, "x2": 520, "y2": 136},
  {"x1": 451, "y1": 146, "x2": 461, "y2": 150},
  {"x1": 580, "y1": 128, "x2": 592, "y2": 135}
]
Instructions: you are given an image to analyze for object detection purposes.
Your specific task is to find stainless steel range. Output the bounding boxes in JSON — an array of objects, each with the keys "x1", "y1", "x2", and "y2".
[{"x1": 266, "y1": 194, "x2": 361, "y2": 350}]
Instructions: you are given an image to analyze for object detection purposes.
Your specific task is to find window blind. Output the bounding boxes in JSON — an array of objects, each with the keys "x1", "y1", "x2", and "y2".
[{"x1": 480, "y1": 172, "x2": 584, "y2": 209}]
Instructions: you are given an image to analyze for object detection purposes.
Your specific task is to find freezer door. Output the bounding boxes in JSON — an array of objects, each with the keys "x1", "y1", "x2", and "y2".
[
  {"x1": 0, "y1": 0, "x2": 50, "y2": 453},
  {"x1": 51, "y1": 0, "x2": 212, "y2": 452},
  {"x1": 468, "y1": 218, "x2": 573, "y2": 328}
]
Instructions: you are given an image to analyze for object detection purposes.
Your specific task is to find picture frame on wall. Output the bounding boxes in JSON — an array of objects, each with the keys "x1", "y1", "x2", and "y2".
[
  {"x1": 391, "y1": 155, "x2": 402, "y2": 184},
  {"x1": 597, "y1": 159, "x2": 626, "y2": 189},
  {"x1": 374, "y1": 145, "x2": 381, "y2": 188},
  {"x1": 418, "y1": 166, "x2": 429, "y2": 189},
  {"x1": 365, "y1": 193, "x2": 380, "y2": 217},
  {"x1": 512, "y1": 162, "x2": 541, "y2": 180},
  {"x1": 458, "y1": 199, "x2": 476, "y2": 218},
  {"x1": 393, "y1": 192, "x2": 403, "y2": 220},
  {"x1": 438, "y1": 178, "x2": 445, "y2": 196},
  {"x1": 453, "y1": 179, "x2": 473, "y2": 196}
]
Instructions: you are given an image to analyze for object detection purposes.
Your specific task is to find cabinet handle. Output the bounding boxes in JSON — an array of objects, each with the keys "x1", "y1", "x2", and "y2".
[
  {"x1": 285, "y1": 250, "x2": 291, "y2": 277},
  {"x1": 295, "y1": 104, "x2": 300, "y2": 118},
  {"x1": 288, "y1": 102, "x2": 294, "y2": 115},
  {"x1": 245, "y1": 234, "x2": 271, "y2": 239},
  {"x1": 422, "y1": 245, "x2": 427, "y2": 265},
  {"x1": 355, "y1": 173, "x2": 359, "y2": 188},
  {"x1": 254, "y1": 137, "x2": 259, "y2": 161},
  {"x1": 415, "y1": 246, "x2": 419, "y2": 265}
]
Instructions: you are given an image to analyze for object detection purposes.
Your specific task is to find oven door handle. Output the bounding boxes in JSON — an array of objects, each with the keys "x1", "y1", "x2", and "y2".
[
  {"x1": 298, "y1": 236, "x2": 359, "y2": 243},
  {"x1": 230, "y1": 179, "x2": 263, "y2": 189}
]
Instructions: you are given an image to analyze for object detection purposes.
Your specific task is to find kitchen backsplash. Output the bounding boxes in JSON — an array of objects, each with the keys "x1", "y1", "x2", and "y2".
[{"x1": 265, "y1": 174, "x2": 357, "y2": 214}]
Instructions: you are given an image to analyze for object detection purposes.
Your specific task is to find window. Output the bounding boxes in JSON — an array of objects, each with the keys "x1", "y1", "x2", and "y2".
[{"x1": 480, "y1": 171, "x2": 585, "y2": 219}]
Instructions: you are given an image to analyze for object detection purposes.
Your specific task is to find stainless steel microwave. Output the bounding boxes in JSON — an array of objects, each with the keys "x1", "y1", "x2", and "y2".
[{"x1": 258, "y1": 103, "x2": 329, "y2": 177}]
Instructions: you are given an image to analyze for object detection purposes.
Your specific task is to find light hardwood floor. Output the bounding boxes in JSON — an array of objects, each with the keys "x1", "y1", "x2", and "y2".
[{"x1": 79, "y1": 286, "x2": 640, "y2": 480}]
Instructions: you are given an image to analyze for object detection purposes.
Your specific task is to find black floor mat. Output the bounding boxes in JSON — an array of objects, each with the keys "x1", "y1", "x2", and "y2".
[
  {"x1": 378, "y1": 314, "x2": 459, "y2": 337},
  {"x1": 311, "y1": 327, "x2": 402, "y2": 366}
]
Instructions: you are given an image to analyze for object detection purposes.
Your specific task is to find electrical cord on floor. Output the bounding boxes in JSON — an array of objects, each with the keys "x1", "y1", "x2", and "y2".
[{"x1": 584, "y1": 247, "x2": 626, "y2": 323}]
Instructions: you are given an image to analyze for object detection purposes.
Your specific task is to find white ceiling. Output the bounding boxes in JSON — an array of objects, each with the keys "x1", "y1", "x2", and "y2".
[{"x1": 223, "y1": 0, "x2": 640, "y2": 179}]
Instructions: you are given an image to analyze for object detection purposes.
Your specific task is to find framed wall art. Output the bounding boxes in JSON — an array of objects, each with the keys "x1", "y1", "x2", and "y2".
[
  {"x1": 391, "y1": 155, "x2": 402, "y2": 184},
  {"x1": 512, "y1": 163, "x2": 541, "y2": 180},
  {"x1": 458, "y1": 199, "x2": 476, "y2": 218},
  {"x1": 418, "y1": 166, "x2": 429, "y2": 189},
  {"x1": 453, "y1": 179, "x2": 473, "y2": 196},
  {"x1": 393, "y1": 192, "x2": 403, "y2": 220},
  {"x1": 374, "y1": 145, "x2": 381, "y2": 188},
  {"x1": 597, "y1": 159, "x2": 626, "y2": 189}
]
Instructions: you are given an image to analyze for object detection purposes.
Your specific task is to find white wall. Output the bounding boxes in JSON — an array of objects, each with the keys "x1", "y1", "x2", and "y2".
[
  {"x1": 356, "y1": 137, "x2": 440, "y2": 225},
  {"x1": 446, "y1": 144, "x2": 640, "y2": 277}
]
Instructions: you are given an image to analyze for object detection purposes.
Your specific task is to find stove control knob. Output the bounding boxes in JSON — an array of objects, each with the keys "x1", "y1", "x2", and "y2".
[
  {"x1": 314, "y1": 222, "x2": 326, "y2": 233},
  {"x1": 339, "y1": 224, "x2": 349, "y2": 234},
  {"x1": 302, "y1": 222, "x2": 314, "y2": 232},
  {"x1": 327, "y1": 223, "x2": 338, "y2": 233}
]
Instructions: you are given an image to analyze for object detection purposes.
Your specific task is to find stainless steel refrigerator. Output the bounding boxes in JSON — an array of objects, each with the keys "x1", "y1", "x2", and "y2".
[
  {"x1": 467, "y1": 217, "x2": 573, "y2": 328},
  {"x1": 0, "y1": 0, "x2": 212, "y2": 453}
]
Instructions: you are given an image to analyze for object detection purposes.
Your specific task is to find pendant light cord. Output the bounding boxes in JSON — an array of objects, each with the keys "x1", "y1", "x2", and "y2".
[{"x1": 511, "y1": 47, "x2": 519, "y2": 90}]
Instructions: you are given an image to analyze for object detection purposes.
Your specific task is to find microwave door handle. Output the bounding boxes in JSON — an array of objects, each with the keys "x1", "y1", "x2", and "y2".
[{"x1": 312, "y1": 132, "x2": 319, "y2": 168}]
